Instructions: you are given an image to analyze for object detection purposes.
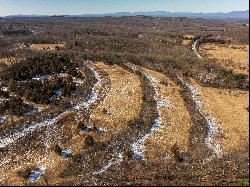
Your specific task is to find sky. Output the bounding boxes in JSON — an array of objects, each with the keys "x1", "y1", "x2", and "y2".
[{"x1": 0, "y1": 0, "x2": 249, "y2": 16}]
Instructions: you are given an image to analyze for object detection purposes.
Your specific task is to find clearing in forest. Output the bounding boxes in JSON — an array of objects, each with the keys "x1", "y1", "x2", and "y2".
[
  {"x1": 30, "y1": 43, "x2": 65, "y2": 50},
  {"x1": 192, "y1": 79, "x2": 249, "y2": 153},
  {"x1": 200, "y1": 44, "x2": 249, "y2": 74}
]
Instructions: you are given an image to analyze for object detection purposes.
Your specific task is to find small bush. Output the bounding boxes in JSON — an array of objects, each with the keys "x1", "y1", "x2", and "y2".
[
  {"x1": 54, "y1": 144, "x2": 62, "y2": 155},
  {"x1": 85, "y1": 136, "x2": 95, "y2": 146},
  {"x1": 219, "y1": 69, "x2": 249, "y2": 89},
  {"x1": 171, "y1": 144, "x2": 185, "y2": 163}
]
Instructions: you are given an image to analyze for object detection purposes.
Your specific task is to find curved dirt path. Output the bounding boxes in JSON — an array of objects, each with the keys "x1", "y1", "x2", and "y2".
[
  {"x1": 139, "y1": 67, "x2": 193, "y2": 162},
  {"x1": 123, "y1": 63, "x2": 193, "y2": 161},
  {"x1": 191, "y1": 80, "x2": 249, "y2": 153},
  {"x1": 177, "y1": 76, "x2": 224, "y2": 160},
  {"x1": 56, "y1": 62, "x2": 145, "y2": 180}
]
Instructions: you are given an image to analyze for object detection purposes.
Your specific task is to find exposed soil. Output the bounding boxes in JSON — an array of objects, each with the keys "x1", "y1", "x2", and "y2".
[{"x1": 182, "y1": 34, "x2": 195, "y2": 46}]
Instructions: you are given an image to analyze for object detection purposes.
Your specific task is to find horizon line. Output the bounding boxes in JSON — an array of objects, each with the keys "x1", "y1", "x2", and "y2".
[{"x1": 1, "y1": 9, "x2": 249, "y2": 17}]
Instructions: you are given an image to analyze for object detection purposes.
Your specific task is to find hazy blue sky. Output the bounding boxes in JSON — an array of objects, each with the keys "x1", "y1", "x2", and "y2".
[{"x1": 0, "y1": 0, "x2": 249, "y2": 16}]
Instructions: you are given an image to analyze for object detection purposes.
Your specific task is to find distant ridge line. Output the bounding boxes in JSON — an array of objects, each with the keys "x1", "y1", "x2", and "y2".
[{"x1": 3, "y1": 10, "x2": 249, "y2": 20}]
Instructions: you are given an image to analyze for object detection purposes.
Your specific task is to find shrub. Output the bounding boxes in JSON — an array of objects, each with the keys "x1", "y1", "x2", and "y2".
[
  {"x1": 54, "y1": 144, "x2": 62, "y2": 155},
  {"x1": 85, "y1": 136, "x2": 95, "y2": 146}
]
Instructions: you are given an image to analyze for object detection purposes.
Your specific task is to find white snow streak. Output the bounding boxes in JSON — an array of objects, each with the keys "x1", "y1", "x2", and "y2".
[
  {"x1": 93, "y1": 153, "x2": 124, "y2": 175},
  {"x1": 192, "y1": 40, "x2": 202, "y2": 59},
  {"x1": 0, "y1": 63, "x2": 102, "y2": 149},
  {"x1": 73, "y1": 63, "x2": 102, "y2": 110},
  {"x1": 125, "y1": 63, "x2": 171, "y2": 159},
  {"x1": 177, "y1": 75, "x2": 223, "y2": 158}
]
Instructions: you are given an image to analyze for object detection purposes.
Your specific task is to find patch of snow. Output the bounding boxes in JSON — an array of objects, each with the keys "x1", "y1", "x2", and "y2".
[
  {"x1": 177, "y1": 75, "x2": 223, "y2": 158},
  {"x1": 50, "y1": 88, "x2": 62, "y2": 101},
  {"x1": 79, "y1": 126, "x2": 92, "y2": 135},
  {"x1": 29, "y1": 166, "x2": 46, "y2": 182},
  {"x1": 192, "y1": 40, "x2": 202, "y2": 59},
  {"x1": 0, "y1": 116, "x2": 6, "y2": 123},
  {"x1": 205, "y1": 115, "x2": 223, "y2": 158},
  {"x1": 73, "y1": 91, "x2": 97, "y2": 110},
  {"x1": 157, "y1": 99, "x2": 172, "y2": 110},
  {"x1": 73, "y1": 63, "x2": 102, "y2": 110},
  {"x1": 58, "y1": 73, "x2": 68, "y2": 78},
  {"x1": 138, "y1": 34, "x2": 143, "y2": 38},
  {"x1": 0, "y1": 98, "x2": 10, "y2": 102},
  {"x1": 125, "y1": 63, "x2": 172, "y2": 159},
  {"x1": 32, "y1": 74, "x2": 54, "y2": 80},
  {"x1": 0, "y1": 113, "x2": 64, "y2": 149},
  {"x1": 24, "y1": 108, "x2": 41, "y2": 116},
  {"x1": 73, "y1": 77, "x2": 85, "y2": 85},
  {"x1": 95, "y1": 127, "x2": 107, "y2": 134},
  {"x1": 1, "y1": 87, "x2": 8, "y2": 92},
  {"x1": 60, "y1": 151, "x2": 72, "y2": 158},
  {"x1": 131, "y1": 133, "x2": 151, "y2": 159},
  {"x1": 160, "y1": 153, "x2": 171, "y2": 161},
  {"x1": 93, "y1": 152, "x2": 124, "y2": 175}
]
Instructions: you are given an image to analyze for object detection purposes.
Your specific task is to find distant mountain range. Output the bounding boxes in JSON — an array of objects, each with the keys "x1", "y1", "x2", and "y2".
[{"x1": 3, "y1": 10, "x2": 249, "y2": 20}]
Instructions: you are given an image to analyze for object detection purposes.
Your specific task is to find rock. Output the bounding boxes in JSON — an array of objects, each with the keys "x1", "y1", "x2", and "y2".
[
  {"x1": 60, "y1": 151, "x2": 72, "y2": 158},
  {"x1": 83, "y1": 127, "x2": 92, "y2": 132},
  {"x1": 28, "y1": 167, "x2": 46, "y2": 182},
  {"x1": 107, "y1": 112, "x2": 113, "y2": 116}
]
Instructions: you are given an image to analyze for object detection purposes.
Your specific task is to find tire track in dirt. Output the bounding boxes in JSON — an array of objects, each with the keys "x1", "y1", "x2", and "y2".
[
  {"x1": 176, "y1": 75, "x2": 223, "y2": 161},
  {"x1": 138, "y1": 67, "x2": 193, "y2": 162},
  {"x1": 86, "y1": 62, "x2": 193, "y2": 184},
  {"x1": 132, "y1": 62, "x2": 224, "y2": 161},
  {"x1": 57, "y1": 62, "x2": 151, "y2": 181},
  {"x1": 74, "y1": 62, "x2": 215, "y2": 185},
  {"x1": 54, "y1": 61, "x2": 172, "y2": 185},
  {"x1": 123, "y1": 63, "x2": 193, "y2": 161},
  {"x1": 189, "y1": 81, "x2": 249, "y2": 153}
]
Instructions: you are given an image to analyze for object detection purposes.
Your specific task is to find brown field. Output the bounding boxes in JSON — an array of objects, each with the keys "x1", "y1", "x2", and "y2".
[
  {"x1": 182, "y1": 39, "x2": 192, "y2": 45},
  {"x1": 30, "y1": 43, "x2": 65, "y2": 50},
  {"x1": 183, "y1": 35, "x2": 195, "y2": 39},
  {"x1": 182, "y1": 34, "x2": 195, "y2": 45},
  {"x1": 192, "y1": 79, "x2": 249, "y2": 152},
  {"x1": 0, "y1": 57, "x2": 24, "y2": 65},
  {"x1": 90, "y1": 62, "x2": 143, "y2": 135},
  {"x1": 141, "y1": 68, "x2": 192, "y2": 161},
  {"x1": 200, "y1": 44, "x2": 249, "y2": 74}
]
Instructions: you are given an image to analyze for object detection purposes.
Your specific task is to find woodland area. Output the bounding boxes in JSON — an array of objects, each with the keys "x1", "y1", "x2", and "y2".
[{"x1": 0, "y1": 17, "x2": 248, "y2": 90}]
